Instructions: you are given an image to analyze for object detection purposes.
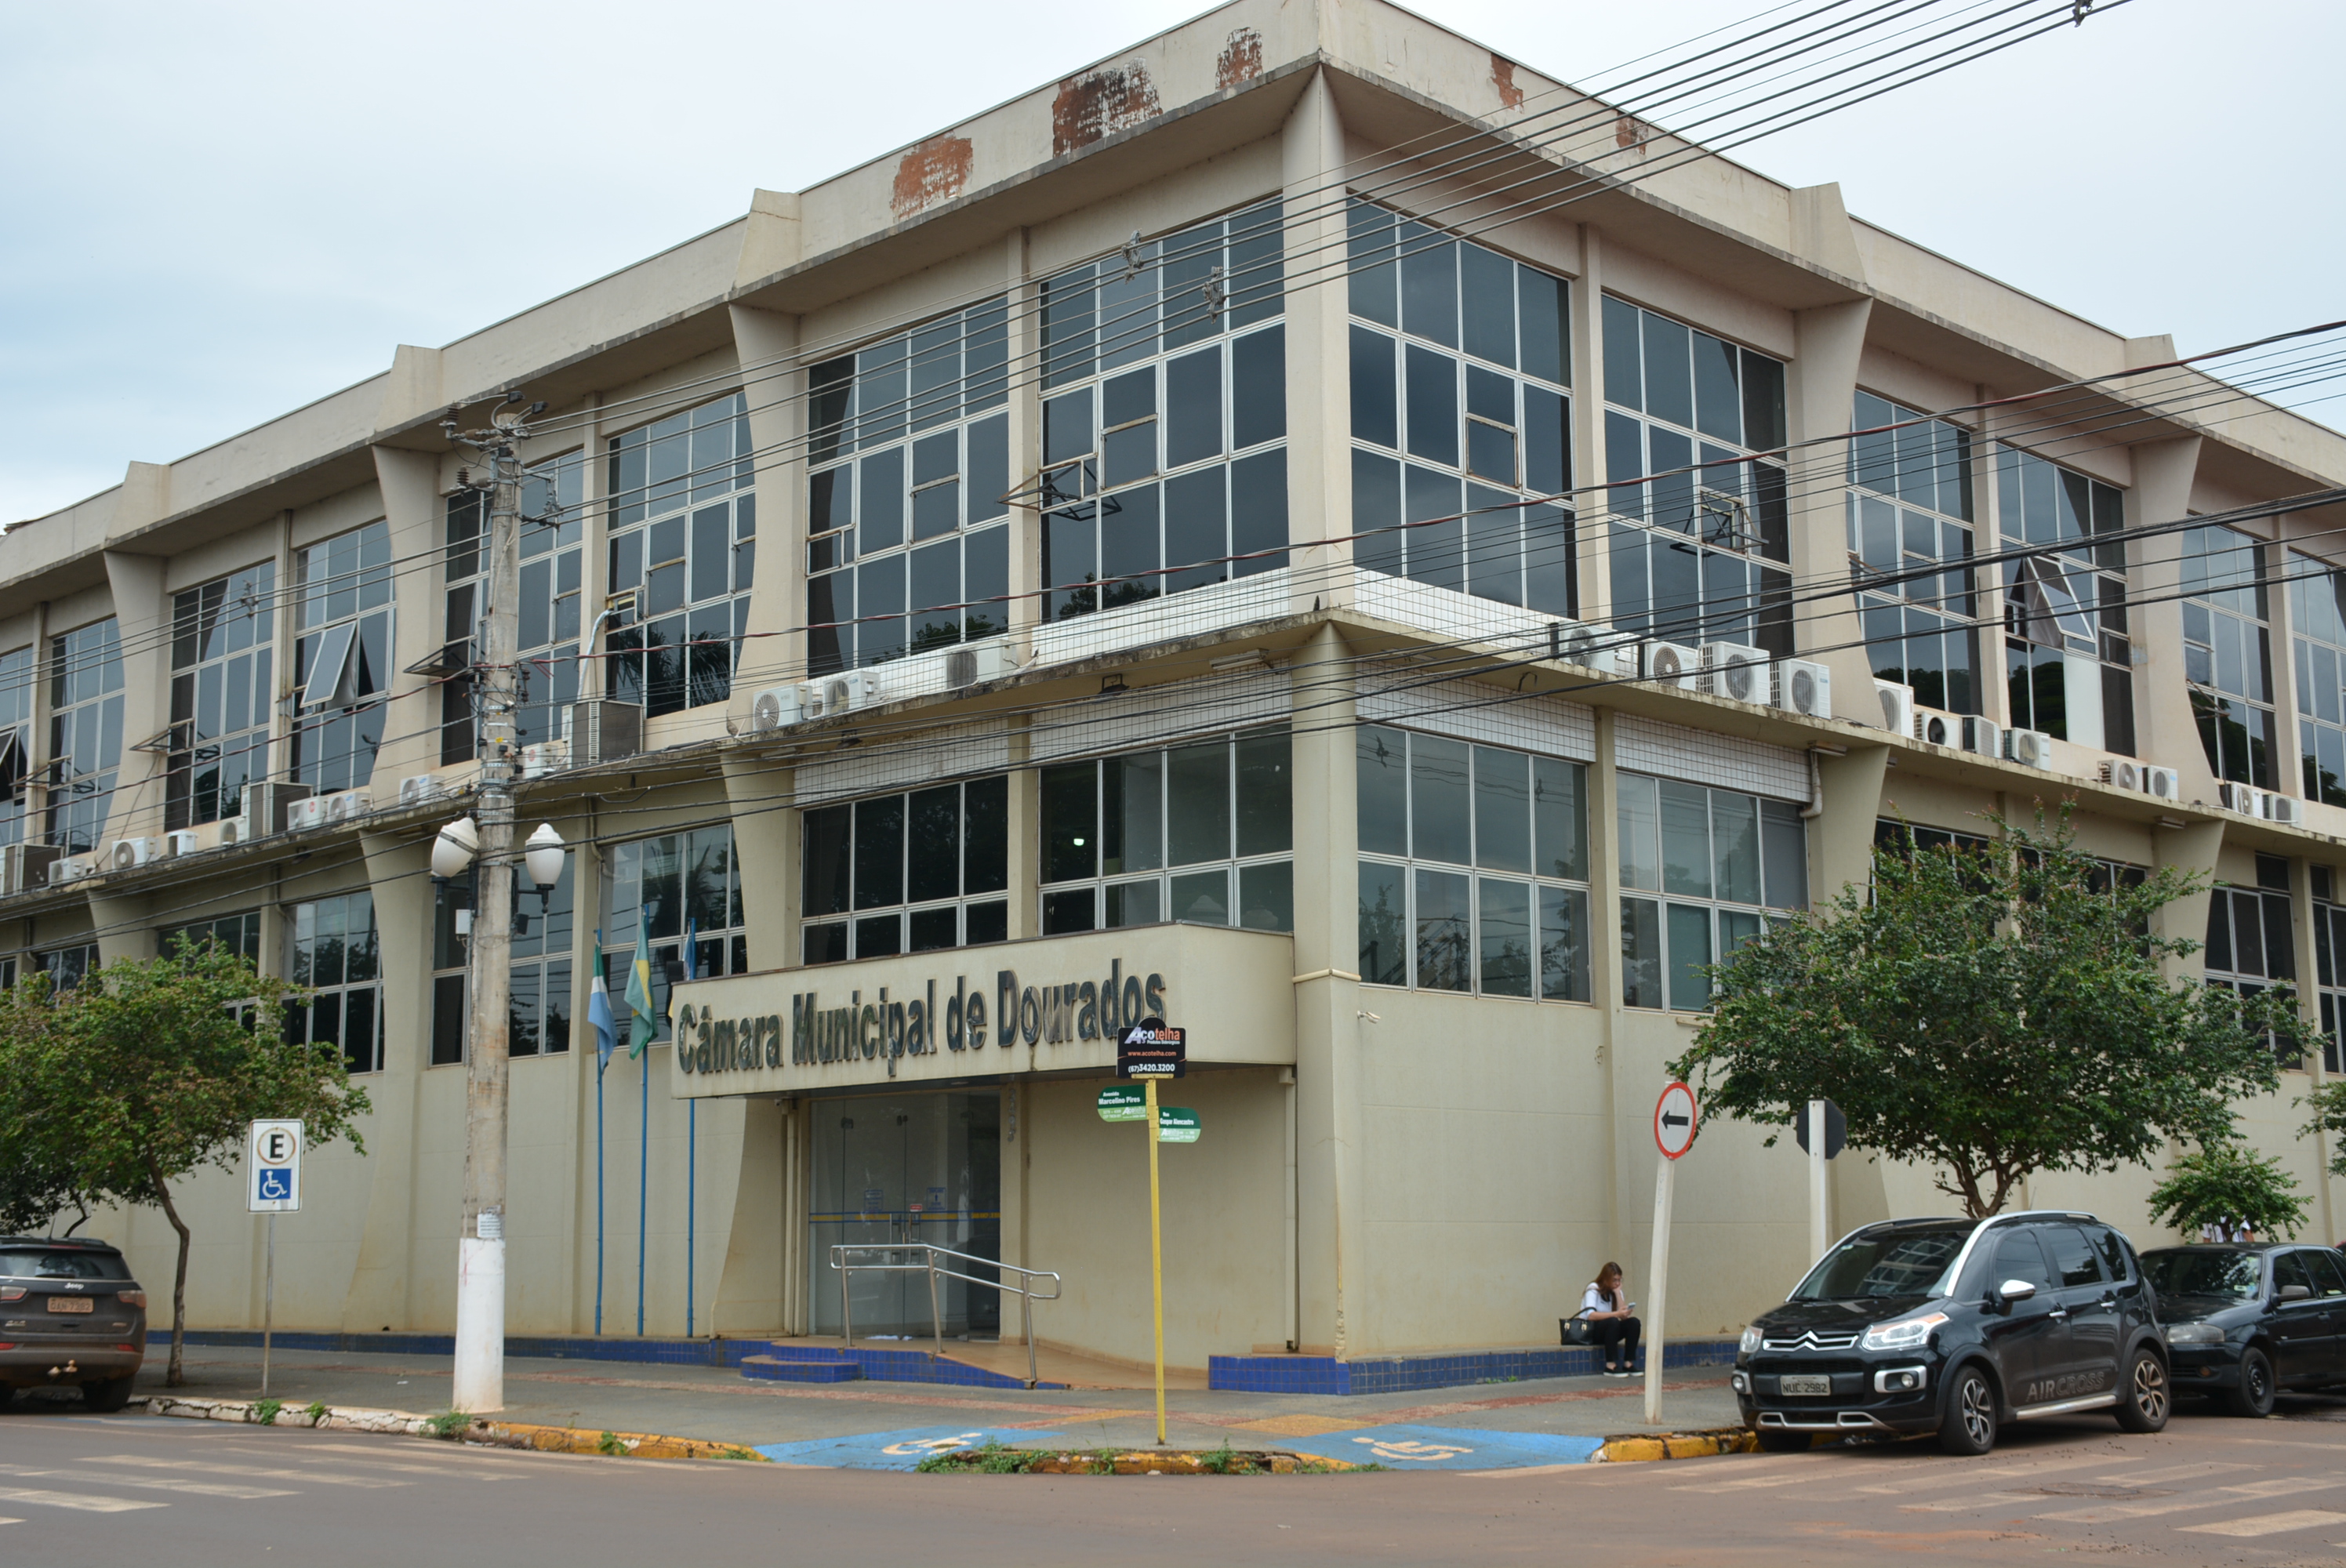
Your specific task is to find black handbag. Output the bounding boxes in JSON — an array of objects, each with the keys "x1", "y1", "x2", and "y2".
[{"x1": 1560, "y1": 1314, "x2": 1594, "y2": 1346}]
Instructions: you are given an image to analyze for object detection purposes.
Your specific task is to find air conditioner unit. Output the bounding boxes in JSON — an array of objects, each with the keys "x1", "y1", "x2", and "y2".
[
  {"x1": 45, "y1": 855, "x2": 93, "y2": 886},
  {"x1": 400, "y1": 773, "x2": 447, "y2": 809},
  {"x1": 519, "y1": 742, "x2": 568, "y2": 780},
  {"x1": 1557, "y1": 621, "x2": 1627, "y2": 676},
  {"x1": 2, "y1": 844, "x2": 61, "y2": 895},
  {"x1": 1770, "y1": 659, "x2": 1832, "y2": 719},
  {"x1": 1912, "y1": 706, "x2": 1962, "y2": 749},
  {"x1": 2099, "y1": 758, "x2": 2143, "y2": 792},
  {"x1": 1963, "y1": 717, "x2": 2002, "y2": 760},
  {"x1": 1643, "y1": 641, "x2": 1702, "y2": 690},
  {"x1": 108, "y1": 837, "x2": 163, "y2": 872},
  {"x1": 219, "y1": 816, "x2": 243, "y2": 846},
  {"x1": 243, "y1": 782, "x2": 313, "y2": 839},
  {"x1": 566, "y1": 700, "x2": 643, "y2": 767},
  {"x1": 2144, "y1": 766, "x2": 2182, "y2": 802},
  {"x1": 287, "y1": 797, "x2": 329, "y2": 831},
  {"x1": 1874, "y1": 681, "x2": 1915, "y2": 738},
  {"x1": 2267, "y1": 793, "x2": 2304, "y2": 827},
  {"x1": 2219, "y1": 780, "x2": 2258, "y2": 815},
  {"x1": 325, "y1": 789, "x2": 372, "y2": 825},
  {"x1": 165, "y1": 830, "x2": 200, "y2": 858},
  {"x1": 946, "y1": 640, "x2": 1017, "y2": 689},
  {"x1": 804, "y1": 670, "x2": 881, "y2": 719},
  {"x1": 2005, "y1": 728, "x2": 2054, "y2": 769},
  {"x1": 749, "y1": 687, "x2": 801, "y2": 733},
  {"x1": 1699, "y1": 642, "x2": 1767, "y2": 705}
]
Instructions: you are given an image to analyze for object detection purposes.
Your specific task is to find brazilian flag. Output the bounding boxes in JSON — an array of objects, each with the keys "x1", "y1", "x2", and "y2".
[{"x1": 623, "y1": 924, "x2": 659, "y2": 1058}]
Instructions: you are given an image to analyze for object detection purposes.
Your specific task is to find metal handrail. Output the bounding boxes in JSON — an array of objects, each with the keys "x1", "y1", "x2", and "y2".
[{"x1": 828, "y1": 1242, "x2": 1063, "y2": 1388}]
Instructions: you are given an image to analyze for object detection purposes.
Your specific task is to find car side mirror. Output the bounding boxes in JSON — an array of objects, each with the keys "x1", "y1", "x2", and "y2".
[
  {"x1": 1992, "y1": 1279, "x2": 2037, "y2": 1312},
  {"x1": 2279, "y1": 1284, "x2": 2313, "y2": 1302}
]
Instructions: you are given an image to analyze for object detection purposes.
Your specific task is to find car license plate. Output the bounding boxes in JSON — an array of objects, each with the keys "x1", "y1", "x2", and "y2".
[
  {"x1": 45, "y1": 1297, "x2": 94, "y2": 1314},
  {"x1": 1779, "y1": 1374, "x2": 1831, "y2": 1396}
]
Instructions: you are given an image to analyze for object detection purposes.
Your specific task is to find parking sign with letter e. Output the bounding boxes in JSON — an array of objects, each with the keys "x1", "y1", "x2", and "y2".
[{"x1": 248, "y1": 1119, "x2": 303, "y2": 1212}]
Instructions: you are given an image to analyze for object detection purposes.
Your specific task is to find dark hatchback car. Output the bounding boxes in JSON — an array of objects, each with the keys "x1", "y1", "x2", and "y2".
[
  {"x1": 1734, "y1": 1212, "x2": 2169, "y2": 1455},
  {"x1": 2140, "y1": 1243, "x2": 2346, "y2": 1417},
  {"x1": 0, "y1": 1236, "x2": 147, "y2": 1410}
]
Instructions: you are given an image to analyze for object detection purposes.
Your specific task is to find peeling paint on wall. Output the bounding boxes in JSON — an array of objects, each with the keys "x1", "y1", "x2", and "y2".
[
  {"x1": 1615, "y1": 114, "x2": 1653, "y2": 153},
  {"x1": 892, "y1": 134, "x2": 975, "y2": 220},
  {"x1": 1218, "y1": 27, "x2": 1264, "y2": 90},
  {"x1": 1051, "y1": 60, "x2": 1162, "y2": 157},
  {"x1": 1491, "y1": 55, "x2": 1524, "y2": 111}
]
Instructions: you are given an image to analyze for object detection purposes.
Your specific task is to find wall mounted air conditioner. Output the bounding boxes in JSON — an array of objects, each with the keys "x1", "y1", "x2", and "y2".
[
  {"x1": 2144, "y1": 766, "x2": 2182, "y2": 803},
  {"x1": 243, "y1": 782, "x2": 312, "y2": 839},
  {"x1": 2005, "y1": 728, "x2": 2054, "y2": 768},
  {"x1": 1963, "y1": 717, "x2": 2002, "y2": 760},
  {"x1": 45, "y1": 855, "x2": 94, "y2": 886},
  {"x1": 108, "y1": 837, "x2": 162, "y2": 872},
  {"x1": 1556, "y1": 621, "x2": 1627, "y2": 676},
  {"x1": 1698, "y1": 642, "x2": 1767, "y2": 704},
  {"x1": 749, "y1": 687, "x2": 801, "y2": 733},
  {"x1": 218, "y1": 817, "x2": 243, "y2": 846},
  {"x1": 400, "y1": 773, "x2": 448, "y2": 809},
  {"x1": 946, "y1": 640, "x2": 1017, "y2": 689},
  {"x1": 2267, "y1": 793, "x2": 2304, "y2": 826},
  {"x1": 1874, "y1": 680, "x2": 1915, "y2": 738},
  {"x1": 2099, "y1": 758, "x2": 2143, "y2": 792},
  {"x1": 801, "y1": 670, "x2": 881, "y2": 720},
  {"x1": 1912, "y1": 706, "x2": 1962, "y2": 749},
  {"x1": 2, "y1": 844, "x2": 61, "y2": 895},
  {"x1": 1643, "y1": 641, "x2": 1702, "y2": 690},
  {"x1": 566, "y1": 699, "x2": 643, "y2": 767},
  {"x1": 325, "y1": 789, "x2": 372, "y2": 825},
  {"x1": 164, "y1": 829, "x2": 200, "y2": 858},
  {"x1": 1770, "y1": 659, "x2": 1832, "y2": 719},
  {"x1": 287, "y1": 797, "x2": 329, "y2": 831},
  {"x1": 519, "y1": 743, "x2": 568, "y2": 781},
  {"x1": 2219, "y1": 780, "x2": 2259, "y2": 815}
]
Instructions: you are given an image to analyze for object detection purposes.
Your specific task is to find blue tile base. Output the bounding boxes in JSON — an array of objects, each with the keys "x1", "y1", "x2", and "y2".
[
  {"x1": 746, "y1": 1343, "x2": 1065, "y2": 1391},
  {"x1": 1208, "y1": 1338, "x2": 1739, "y2": 1396},
  {"x1": 741, "y1": 1354, "x2": 862, "y2": 1383},
  {"x1": 146, "y1": 1330, "x2": 768, "y2": 1368}
]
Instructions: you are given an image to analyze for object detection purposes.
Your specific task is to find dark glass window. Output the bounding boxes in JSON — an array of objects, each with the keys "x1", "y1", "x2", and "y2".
[{"x1": 802, "y1": 778, "x2": 1009, "y2": 963}]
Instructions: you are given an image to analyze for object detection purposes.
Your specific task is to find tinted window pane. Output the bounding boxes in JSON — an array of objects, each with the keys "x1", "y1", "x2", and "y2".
[
  {"x1": 1409, "y1": 735, "x2": 1472, "y2": 866},
  {"x1": 1472, "y1": 746, "x2": 1531, "y2": 873},
  {"x1": 1357, "y1": 726, "x2": 1408, "y2": 856}
]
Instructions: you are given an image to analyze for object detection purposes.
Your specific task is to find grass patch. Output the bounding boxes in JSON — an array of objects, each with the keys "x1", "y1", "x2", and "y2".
[
  {"x1": 304, "y1": 1401, "x2": 328, "y2": 1424},
  {"x1": 422, "y1": 1411, "x2": 473, "y2": 1439},
  {"x1": 252, "y1": 1398, "x2": 282, "y2": 1426},
  {"x1": 917, "y1": 1439, "x2": 1040, "y2": 1474}
]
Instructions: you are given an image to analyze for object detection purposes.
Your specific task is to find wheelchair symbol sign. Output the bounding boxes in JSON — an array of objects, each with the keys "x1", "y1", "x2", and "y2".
[{"x1": 247, "y1": 1120, "x2": 303, "y2": 1212}]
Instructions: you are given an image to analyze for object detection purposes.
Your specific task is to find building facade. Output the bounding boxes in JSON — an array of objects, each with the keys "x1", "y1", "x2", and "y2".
[{"x1": 13, "y1": 0, "x2": 2346, "y2": 1367}]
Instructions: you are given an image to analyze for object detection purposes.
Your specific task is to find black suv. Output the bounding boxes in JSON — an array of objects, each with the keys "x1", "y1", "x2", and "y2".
[
  {"x1": 1733, "y1": 1212, "x2": 2169, "y2": 1455},
  {"x1": 0, "y1": 1236, "x2": 148, "y2": 1411}
]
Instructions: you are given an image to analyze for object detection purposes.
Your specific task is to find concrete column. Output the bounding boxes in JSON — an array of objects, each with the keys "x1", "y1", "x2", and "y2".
[
  {"x1": 341, "y1": 827, "x2": 435, "y2": 1331},
  {"x1": 2269, "y1": 528, "x2": 2304, "y2": 800},
  {"x1": 1280, "y1": 67, "x2": 1353, "y2": 615},
  {"x1": 1972, "y1": 401, "x2": 2011, "y2": 731},
  {"x1": 1571, "y1": 226, "x2": 1609, "y2": 625},
  {"x1": 99, "y1": 550, "x2": 168, "y2": 842},
  {"x1": 2153, "y1": 819, "x2": 2226, "y2": 985},
  {"x1": 1290, "y1": 622, "x2": 1360, "y2": 1353},
  {"x1": 1810, "y1": 745, "x2": 1892, "y2": 1234},
  {"x1": 724, "y1": 755, "x2": 795, "y2": 971},
  {"x1": 369, "y1": 445, "x2": 450, "y2": 789},
  {"x1": 1006, "y1": 718, "x2": 1038, "y2": 941},
  {"x1": 1785, "y1": 299, "x2": 1876, "y2": 724},
  {"x1": 1589, "y1": 709, "x2": 1626, "y2": 1262},
  {"x1": 727, "y1": 306, "x2": 804, "y2": 711},
  {"x1": 1004, "y1": 230, "x2": 1041, "y2": 657},
  {"x1": 2130, "y1": 436, "x2": 2212, "y2": 792}
]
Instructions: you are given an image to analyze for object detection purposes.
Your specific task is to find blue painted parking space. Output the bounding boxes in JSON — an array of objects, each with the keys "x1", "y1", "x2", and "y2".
[
  {"x1": 1284, "y1": 1424, "x2": 1605, "y2": 1470},
  {"x1": 754, "y1": 1425, "x2": 1061, "y2": 1469}
]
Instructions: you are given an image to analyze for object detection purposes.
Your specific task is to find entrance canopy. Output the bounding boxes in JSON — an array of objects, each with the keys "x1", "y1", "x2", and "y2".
[{"x1": 669, "y1": 924, "x2": 1295, "y2": 1097}]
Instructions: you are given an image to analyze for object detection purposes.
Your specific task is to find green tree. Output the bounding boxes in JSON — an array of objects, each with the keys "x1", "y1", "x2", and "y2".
[
  {"x1": 2145, "y1": 1138, "x2": 2308, "y2": 1240},
  {"x1": 1670, "y1": 811, "x2": 2297, "y2": 1218},
  {"x1": 0, "y1": 978, "x2": 93, "y2": 1235},
  {"x1": 4, "y1": 942, "x2": 369, "y2": 1385},
  {"x1": 2295, "y1": 1081, "x2": 2346, "y2": 1180}
]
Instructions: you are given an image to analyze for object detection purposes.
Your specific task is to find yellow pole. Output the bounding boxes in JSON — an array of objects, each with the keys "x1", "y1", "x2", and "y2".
[{"x1": 1146, "y1": 1075, "x2": 1165, "y2": 1446}]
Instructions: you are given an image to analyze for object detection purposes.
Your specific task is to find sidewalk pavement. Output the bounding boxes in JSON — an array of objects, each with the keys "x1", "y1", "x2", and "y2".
[{"x1": 102, "y1": 1343, "x2": 1743, "y2": 1464}]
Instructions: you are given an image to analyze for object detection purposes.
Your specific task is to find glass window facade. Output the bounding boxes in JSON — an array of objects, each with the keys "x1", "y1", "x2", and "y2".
[
  {"x1": 430, "y1": 853, "x2": 576, "y2": 1065},
  {"x1": 599, "y1": 826, "x2": 745, "y2": 1049},
  {"x1": 1037, "y1": 205, "x2": 1286, "y2": 625},
  {"x1": 2180, "y1": 525, "x2": 2275, "y2": 788},
  {"x1": 36, "y1": 943, "x2": 97, "y2": 993},
  {"x1": 1347, "y1": 199, "x2": 1573, "y2": 614},
  {"x1": 1617, "y1": 774, "x2": 1807, "y2": 1010},
  {"x1": 2312, "y1": 866, "x2": 2346, "y2": 1073},
  {"x1": 802, "y1": 777, "x2": 1010, "y2": 964},
  {"x1": 2206, "y1": 855, "x2": 2298, "y2": 1066},
  {"x1": 607, "y1": 395, "x2": 756, "y2": 715},
  {"x1": 1041, "y1": 731, "x2": 1293, "y2": 935},
  {"x1": 46, "y1": 618, "x2": 124, "y2": 854},
  {"x1": 807, "y1": 304, "x2": 1008, "y2": 673},
  {"x1": 2289, "y1": 551, "x2": 2346, "y2": 805},
  {"x1": 1355, "y1": 726, "x2": 1591, "y2": 1000},
  {"x1": 1603, "y1": 296, "x2": 1790, "y2": 654},
  {"x1": 1999, "y1": 446, "x2": 2133, "y2": 753},
  {"x1": 443, "y1": 457, "x2": 589, "y2": 764},
  {"x1": 287, "y1": 890, "x2": 380, "y2": 1075},
  {"x1": 161, "y1": 909, "x2": 262, "y2": 964},
  {"x1": 1850, "y1": 393, "x2": 1978, "y2": 713},
  {"x1": 166, "y1": 561, "x2": 274, "y2": 829},
  {"x1": 0, "y1": 646, "x2": 31, "y2": 849},
  {"x1": 292, "y1": 521, "x2": 391, "y2": 794}
]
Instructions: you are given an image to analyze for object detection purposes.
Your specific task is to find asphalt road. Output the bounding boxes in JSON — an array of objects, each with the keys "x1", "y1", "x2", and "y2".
[{"x1": 6, "y1": 1396, "x2": 2346, "y2": 1564}]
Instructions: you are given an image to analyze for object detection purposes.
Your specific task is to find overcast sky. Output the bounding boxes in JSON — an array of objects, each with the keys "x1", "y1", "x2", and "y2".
[{"x1": 3, "y1": 0, "x2": 2337, "y2": 523}]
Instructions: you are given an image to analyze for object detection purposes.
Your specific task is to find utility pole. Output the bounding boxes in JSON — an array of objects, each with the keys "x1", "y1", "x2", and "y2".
[{"x1": 444, "y1": 394, "x2": 539, "y2": 1413}]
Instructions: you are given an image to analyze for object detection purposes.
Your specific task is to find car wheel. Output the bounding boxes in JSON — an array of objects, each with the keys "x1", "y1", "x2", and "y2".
[
  {"x1": 2115, "y1": 1346, "x2": 2170, "y2": 1433},
  {"x1": 2224, "y1": 1348, "x2": 2276, "y2": 1418},
  {"x1": 1754, "y1": 1429, "x2": 1810, "y2": 1453},
  {"x1": 1939, "y1": 1365, "x2": 1998, "y2": 1457},
  {"x1": 80, "y1": 1376, "x2": 136, "y2": 1414}
]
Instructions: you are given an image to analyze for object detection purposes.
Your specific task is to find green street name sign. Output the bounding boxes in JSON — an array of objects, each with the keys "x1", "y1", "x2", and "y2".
[
  {"x1": 1098, "y1": 1085, "x2": 1148, "y2": 1123},
  {"x1": 1157, "y1": 1106, "x2": 1201, "y2": 1144}
]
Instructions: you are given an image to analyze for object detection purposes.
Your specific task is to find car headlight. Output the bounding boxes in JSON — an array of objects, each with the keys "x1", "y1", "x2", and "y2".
[
  {"x1": 1739, "y1": 1327, "x2": 1762, "y2": 1356},
  {"x1": 1859, "y1": 1312, "x2": 1948, "y2": 1351},
  {"x1": 2164, "y1": 1323, "x2": 2227, "y2": 1345}
]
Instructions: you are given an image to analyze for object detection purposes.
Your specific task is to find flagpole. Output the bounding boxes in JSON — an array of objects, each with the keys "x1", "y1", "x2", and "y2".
[
  {"x1": 683, "y1": 916, "x2": 698, "y2": 1341},
  {"x1": 637, "y1": 1040, "x2": 648, "y2": 1338},
  {"x1": 593, "y1": 929, "x2": 607, "y2": 1338}
]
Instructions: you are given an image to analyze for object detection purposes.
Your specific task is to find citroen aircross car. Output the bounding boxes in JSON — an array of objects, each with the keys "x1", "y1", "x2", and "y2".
[
  {"x1": 0, "y1": 1236, "x2": 147, "y2": 1410},
  {"x1": 1732, "y1": 1213, "x2": 2169, "y2": 1455}
]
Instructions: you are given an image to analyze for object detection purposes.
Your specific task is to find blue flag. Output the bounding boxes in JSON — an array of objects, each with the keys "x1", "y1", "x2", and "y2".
[{"x1": 587, "y1": 970, "x2": 617, "y2": 1063}]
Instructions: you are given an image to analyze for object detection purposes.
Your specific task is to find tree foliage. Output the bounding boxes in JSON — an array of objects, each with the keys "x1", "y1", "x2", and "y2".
[
  {"x1": 2145, "y1": 1139, "x2": 2308, "y2": 1240},
  {"x1": 1670, "y1": 811, "x2": 2297, "y2": 1218},
  {"x1": 0, "y1": 942, "x2": 369, "y2": 1385},
  {"x1": 0, "y1": 978, "x2": 93, "y2": 1234},
  {"x1": 2296, "y1": 1081, "x2": 2346, "y2": 1180}
]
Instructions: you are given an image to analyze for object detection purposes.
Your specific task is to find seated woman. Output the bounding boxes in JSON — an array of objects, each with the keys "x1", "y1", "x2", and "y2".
[{"x1": 1578, "y1": 1262, "x2": 1641, "y2": 1376}]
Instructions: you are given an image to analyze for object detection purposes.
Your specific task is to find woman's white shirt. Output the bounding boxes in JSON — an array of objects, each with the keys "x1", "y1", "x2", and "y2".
[{"x1": 1580, "y1": 1284, "x2": 1619, "y2": 1317}]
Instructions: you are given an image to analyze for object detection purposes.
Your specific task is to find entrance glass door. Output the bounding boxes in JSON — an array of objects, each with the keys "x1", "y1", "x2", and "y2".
[{"x1": 810, "y1": 1091, "x2": 1000, "y2": 1339}]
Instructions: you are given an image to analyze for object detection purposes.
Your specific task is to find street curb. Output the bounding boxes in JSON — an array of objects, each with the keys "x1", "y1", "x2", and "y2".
[
  {"x1": 922, "y1": 1446, "x2": 1367, "y2": 1474},
  {"x1": 139, "y1": 1396, "x2": 768, "y2": 1461},
  {"x1": 1595, "y1": 1427, "x2": 1758, "y2": 1463}
]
